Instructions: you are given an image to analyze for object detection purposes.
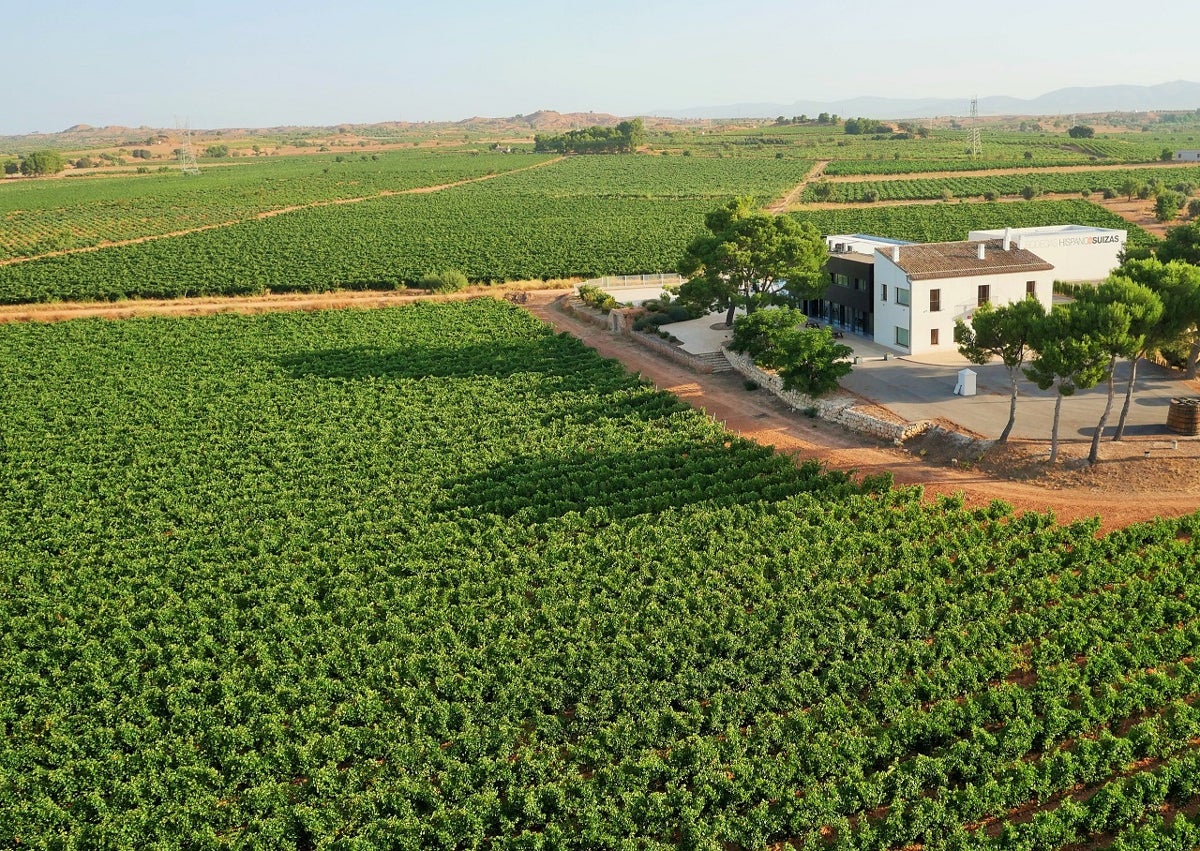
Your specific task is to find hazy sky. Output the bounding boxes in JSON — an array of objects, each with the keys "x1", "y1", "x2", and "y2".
[{"x1": 4, "y1": 0, "x2": 1197, "y2": 134}]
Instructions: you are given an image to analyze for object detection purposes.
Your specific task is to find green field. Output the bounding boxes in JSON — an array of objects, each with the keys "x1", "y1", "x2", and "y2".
[
  {"x1": 0, "y1": 180, "x2": 1155, "y2": 306},
  {"x1": 3, "y1": 300, "x2": 1200, "y2": 848},
  {"x1": 0, "y1": 151, "x2": 554, "y2": 261},
  {"x1": 0, "y1": 153, "x2": 833, "y2": 303},
  {"x1": 791, "y1": 199, "x2": 1157, "y2": 247},
  {"x1": 804, "y1": 165, "x2": 1200, "y2": 203},
  {"x1": 650, "y1": 123, "x2": 1176, "y2": 168},
  {"x1": 0, "y1": 121, "x2": 1188, "y2": 305}
]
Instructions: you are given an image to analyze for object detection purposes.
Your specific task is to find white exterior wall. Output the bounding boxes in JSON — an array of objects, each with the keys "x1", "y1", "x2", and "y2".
[
  {"x1": 1175, "y1": 150, "x2": 1200, "y2": 162},
  {"x1": 909, "y1": 272, "x2": 1054, "y2": 356},
  {"x1": 872, "y1": 252, "x2": 1055, "y2": 355},
  {"x1": 872, "y1": 254, "x2": 913, "y2": 352},
  {"x1": 968, "y1": 228, "x2": 1125, "y2": 282}
]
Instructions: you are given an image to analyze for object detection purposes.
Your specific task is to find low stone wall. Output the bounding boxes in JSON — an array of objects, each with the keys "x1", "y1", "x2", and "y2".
[
  {"x1": 630, "y1": 331, "x2": 717, "y2": 374},
  {"x1": 559, "y1": 296, "x2": 718, "y2": 374},
  {"x1": 558, "y1": 297, "x2": 611, "y2": 329},
  {"x1": 722, "y1": 347, "x2": 933, "y2": 443}
]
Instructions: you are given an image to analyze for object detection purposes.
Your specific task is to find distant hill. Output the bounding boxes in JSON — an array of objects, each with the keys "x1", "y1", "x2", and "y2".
[{"x1": 660, "y1": 81, "x2": 1200, "y2": 120}]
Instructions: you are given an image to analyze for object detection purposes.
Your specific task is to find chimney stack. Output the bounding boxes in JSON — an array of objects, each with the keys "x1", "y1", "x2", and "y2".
[
  {"x1": 1003, "y1": 228, "x2": 1012, "y2": 250},
  {"x1": 977, "y1": 242, "x2": 986, "y2": 260},
  {"x1": 1018, "y1": 235, "x2": 1025, "y2": 250},
  {"x1": 891, "y1": 245, "x2": 901, "y2": 262}
]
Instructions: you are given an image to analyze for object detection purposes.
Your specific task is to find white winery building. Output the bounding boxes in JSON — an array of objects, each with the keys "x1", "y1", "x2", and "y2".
[{"x1": 873, "y1": 238, "x2": 1055, "y2": 355}]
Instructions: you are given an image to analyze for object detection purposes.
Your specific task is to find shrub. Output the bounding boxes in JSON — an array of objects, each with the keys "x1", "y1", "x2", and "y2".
[
  {"x1": 419, "y1": 269, "x2": 469, "y2": 293},
  {"x1": 983, "y1": 191, "x2": 999, "y2": 202},
  {"x1": 1189, "y1": 199, "x2": 1200, "y2": 218},
  {"x1": 577, "y1": 284, "x2": 619, "y2": 313},
  {"x1": 1020, "y1": 184, "x2": 1041, "y2": 201},
  {"x1": 1155, "y1": 191, "x2": 1185, "y2": 222},
  {"x1": 666, "y1": 304, "x2": 692, "y2": 322}
]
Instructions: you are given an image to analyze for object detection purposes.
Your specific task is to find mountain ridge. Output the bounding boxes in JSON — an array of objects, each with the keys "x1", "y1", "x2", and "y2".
[{"x1": 659, "y1": 80, "x2": 1200, "y2": 120}]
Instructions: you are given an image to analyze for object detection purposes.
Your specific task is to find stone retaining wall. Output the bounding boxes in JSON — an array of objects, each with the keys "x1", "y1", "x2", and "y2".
[
  {"x1": 559, "y1": 297, "x2": 718, "y2": 374},
  {"x1": 722, "y1": 347, "x2": 933, "y2": 443}
]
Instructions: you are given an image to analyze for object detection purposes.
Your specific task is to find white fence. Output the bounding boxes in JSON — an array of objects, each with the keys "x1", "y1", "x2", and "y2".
[{"x1": 578, "y1": 273, "x2": 685, "y2": 291}]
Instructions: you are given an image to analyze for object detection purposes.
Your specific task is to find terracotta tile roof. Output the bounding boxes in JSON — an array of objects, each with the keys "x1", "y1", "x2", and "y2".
[{"x1": 888, "y1": 239, "x2": 1053, "y2": 281}]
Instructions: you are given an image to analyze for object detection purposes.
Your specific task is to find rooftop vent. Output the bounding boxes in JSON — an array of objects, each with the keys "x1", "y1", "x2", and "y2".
[
  {"x1": 977, "y1": 243, "x2": 987, "y2": 260},
  {"x1": 891, "y1": 245, "x2": 901, "y2": 262}
]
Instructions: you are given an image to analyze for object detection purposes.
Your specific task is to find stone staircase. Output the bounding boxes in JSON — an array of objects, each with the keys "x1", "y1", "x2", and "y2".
[{"x1": 692, "y1": 350, "x2": 734, "y2": 373}]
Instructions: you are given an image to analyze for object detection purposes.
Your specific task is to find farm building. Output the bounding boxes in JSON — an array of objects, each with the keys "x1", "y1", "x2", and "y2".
[
  {"x1": 798, "y1": 235, "x2": 913, "y2": 335},
  {"x1": 872, "y1": 238, "x2": 1055, "y2": 356},
  {"x1": 1174, "y1": 150, "x2": 1200, "y2": 162},
  {"x1": 967, "y1": 224, "x2": 1126, "y2": 283}
]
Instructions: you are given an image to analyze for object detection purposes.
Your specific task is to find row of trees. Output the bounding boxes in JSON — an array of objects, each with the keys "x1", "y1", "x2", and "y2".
[
  {"x1": 533, "y1": 119, "x2": 644, "y2": 154},
  {"x1": 2, "y1": 150, "x2": 65, "y2": 176},
  {"x1": 955, "y1": 255, "x2": 1200, "y2": 462}
]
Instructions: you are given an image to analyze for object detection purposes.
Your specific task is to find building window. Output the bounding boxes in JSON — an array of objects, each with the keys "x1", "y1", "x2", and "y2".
[
  {"x1": 896, "y1": 288, "x2": 910, "y2": 306},
  {"x1": 1026, "y1": 280, "x2": 1037, "y2": 296},
  {"x1": 880, "y1": 283, "x2": 888, "y2": 301},
  {"x1": 978, "y1": 284, "x2": 990, "y2": 305},
  {"x1": 834, "y1": 273, "x2": 850, "y2": 288},
  {"x1": 929, "y1": 288, "x2": 941, "y2": 312},
  {"x1": 931, "y1": 328, "x2": 940, "y2": 346},
  {"x1": 896, "y1": 326, "x2": 910, "y2": 347}
]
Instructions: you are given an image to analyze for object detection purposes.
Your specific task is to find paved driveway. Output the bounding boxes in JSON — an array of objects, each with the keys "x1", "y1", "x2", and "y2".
[
  {"x1": 841, "y1": 344, "x2": 1192, "y2": 441},
  {"x1": 666, "y1": 313, "x2": 1198, "y2": 442}
]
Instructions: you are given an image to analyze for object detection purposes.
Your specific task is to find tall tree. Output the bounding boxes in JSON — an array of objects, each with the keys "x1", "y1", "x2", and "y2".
[
  {"x1": 1024, "y1": 305, "x2": 1109, "y2": 463},
  {"x1": 1149, "y1": 226, "x2": 1200, "y2": 376},
  {"x1": 1157, "y1": 221, "x2": 1200, "y2": 265},
  {"x1": 1110, "y1": 258, "x2": 1200, "y2": 436},
  {"x1": 953, "y1": 297, "x2": 1046, "y2": 443},
  {"x1": 776, "y1": 327, "x2": 853, "y2": 396},
  {"x1": 1071, "y1": 283, "x2": 1142, "y2": 463},
  {"x1": 677, "y1": 197, "x2": 828, "y2": 327},
  {"x1": 18, "y1": 150, "x2": 64, "y2": 176},
  {"x1": 729, "y1": 309, "x2": 853, "y2": 395}
]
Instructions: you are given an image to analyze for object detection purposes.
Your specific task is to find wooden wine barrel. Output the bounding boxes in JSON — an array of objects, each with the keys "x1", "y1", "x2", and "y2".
[{"x1": 1166, "y1": 398, "x2": 1200, "y2": 436}]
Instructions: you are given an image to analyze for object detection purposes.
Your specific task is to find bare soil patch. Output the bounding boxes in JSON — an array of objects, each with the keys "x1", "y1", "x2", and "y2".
[{"x1": 1093, "y1": 195, "x2": 1181, "y2": 238}]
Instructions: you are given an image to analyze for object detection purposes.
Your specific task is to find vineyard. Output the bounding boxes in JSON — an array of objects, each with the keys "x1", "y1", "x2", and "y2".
[
  {"x1": 656, "y1": 124, "x2": 1171, "y2": 165},
  {"x1": 2, "y1": 301, "x2": 1200, "y2": 848},
  {"x1": 804, "y1": 166, "x2": 1200, "y2": 203},
  {"x1": 791, "y1": 199, "x2": 1157, "y2": 248},
  {"x1": 0, "y1": 189, "x2": 715, "y2": 302},
  {"x1": 0, "y1": 151, "x2": 551, "y2": 261},
  {"x1": 0, "y1": 177, "x2": 1156, "y2": 304},
  {"x1": 821, "y1": 158, "x2": 1097, "y2": 176}
]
